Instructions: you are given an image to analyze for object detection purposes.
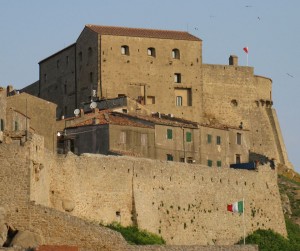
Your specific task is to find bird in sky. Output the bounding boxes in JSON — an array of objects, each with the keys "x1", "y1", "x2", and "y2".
[
  {"x1": 245, "y1": 5, "x2": 253, "y2": 8},
  {"x1": 286, "y1": 73, "x2": 294, "y2": 78}
]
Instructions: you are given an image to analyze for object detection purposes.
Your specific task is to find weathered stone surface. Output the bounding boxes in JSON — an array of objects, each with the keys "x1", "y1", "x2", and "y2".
[
  {"x1": 10, "y1": 230, "x2": 43, "y2": 249},
  {"x1": 62, "y1": 199, "x2": 75, "y2": 212},
  {"x1": 281, "y1": 193, "x2": 292, "y2": 216},
  {"x1": 0, "y1": 207, "x2": 7, "y2": 246}
]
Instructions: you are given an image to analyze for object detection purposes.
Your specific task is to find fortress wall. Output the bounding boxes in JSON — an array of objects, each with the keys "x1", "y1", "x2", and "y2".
[
  {"x1": 202, "y1": 65, "x2": 287, "y2": 164},
  {"x1": 0, "y1": 142, "x2": 129, "y2": 250},
  {"x1": 44, "y1": 153, "x2": 286, "y2": 246}
]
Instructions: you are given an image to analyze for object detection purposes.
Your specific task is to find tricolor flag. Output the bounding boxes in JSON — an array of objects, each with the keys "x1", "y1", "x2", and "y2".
[
  {"x1": 227, "y1": 200, "x2": 244, "y2": 213},
  {"x1": 243, "y1": 47, "x2": 249, "y2": 54}
]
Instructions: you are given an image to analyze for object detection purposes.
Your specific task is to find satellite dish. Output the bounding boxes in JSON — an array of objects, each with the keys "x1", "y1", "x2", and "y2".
[
  {"x1": 90, "y1": 102, "x2": 97, "y2": 109},
  {"x1": 74, "y1": 109, "x2": 80, "y2": 116}
]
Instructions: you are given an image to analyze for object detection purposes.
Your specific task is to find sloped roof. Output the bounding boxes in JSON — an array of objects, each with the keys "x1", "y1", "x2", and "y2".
[{"x1": 86, "y1": 24, "x2": 202, "y2": 41}]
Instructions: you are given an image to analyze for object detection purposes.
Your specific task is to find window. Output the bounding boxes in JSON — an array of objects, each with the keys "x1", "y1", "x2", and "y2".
[
  {"x1": 57, "y1": 60, "x2": 60, "y2": 69},
  {"x1": 236, "y1": 154, "x2": 241, "y2": 164},
  {"x1": 174, "y1": 73, "x2": 181, "y2": 83},
  {"x1": 90, "y1": 72, "x2": 93, "y2": 83},
  {"x1": 88, "y1": 47, "x2": 92, "y2": 56},
  {"x1": 141, "y1": 134, "x2": 147, "y2": 146},
  {"x1": 217, "y1": 160, "x2": 222, "y2": 167},
  {"x1": 147, "y1": 47, "x2": 156, "y2": 57},
  {"x1": 147, "y1": 96, "x2": 155, "y2": 104},
  {"x1": 207, "y1": 134, "x2": 212, "y2": 144},
  {"x1": 167, "y1": 129, "x2": 173, "y2": 139},
  {"x1": 121, "y1": 45, "x2": 129, "y2": 55},
  {"x1": 167, "y1": 154, "x2": 173, "y2": 161},
  {"x1": 64, "y1": 84, "x2": 67, "y2": 95},
  {"x1": 120, "y1": 131, "x2": 126, "y2": 144},
  {"x1": 216, "y1": 136, "x2": 221, "y2": 145},
  {"x1": 44, "y1": 74, "x2": 47, "y2": 83},
  {"x1": 207, "y1": 159, "x2": 213, "y2": 167},
  {"x1": 186, "y1": 132, "x2": 192, "y2": 142},
  {"x1": 237, "y1": 133, "x2": 242, "y2": 145},
  {"x1": 78, "y1": 52, "x2": 82, "y2": 62},
  {"x1": 14, "y1": 121, "x2": 18, "y2": 131},
  {"x1": 66, "y1": 56, "x2": 69, "y2": 65},
  {"x1": 0, "y1": 119, "x2": 4, "y2": 131},
  {"x1": 176, "y1": 96, "x2": 182, "y2": 106},
  {"x1": 172, "y1": 49, "x2": 180, "y2": 59}
]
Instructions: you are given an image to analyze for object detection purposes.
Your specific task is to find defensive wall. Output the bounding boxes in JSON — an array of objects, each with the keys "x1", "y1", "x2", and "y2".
[
  {"x1": 0, "y1": 139, "x2": 260, "y2": 250},
  {"x1": 202, "y1": 64, "x2": 292, "y2": 168},
  {"x1": 27, "y1": 141, "x2": 287, "y2": 245}
]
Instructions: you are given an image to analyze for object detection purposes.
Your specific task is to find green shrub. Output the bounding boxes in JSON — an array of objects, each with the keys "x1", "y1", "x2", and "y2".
[
  {"x1": 107, "y1": 222, "x2": 165, "y2": 245},
  {"x1": 237, "y1": 218, "x2": 300, "y2": 251}
]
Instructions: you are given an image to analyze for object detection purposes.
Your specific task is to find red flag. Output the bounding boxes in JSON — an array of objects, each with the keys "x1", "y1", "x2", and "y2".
[{"x1": 243, "y1": 47, "x2": 249, "y2": 53}]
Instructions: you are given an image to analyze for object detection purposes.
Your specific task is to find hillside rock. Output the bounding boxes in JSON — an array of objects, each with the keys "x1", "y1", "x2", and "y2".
[
  {"x1": 10, "y1": 230, "x2": 43, "y2": 249},
  {"x1": 0, "y1": 207, "x2": 7, "y2": 246}
]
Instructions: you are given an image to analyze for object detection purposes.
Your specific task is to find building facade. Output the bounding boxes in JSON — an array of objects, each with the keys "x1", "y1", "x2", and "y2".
[{"x1": 21, "y1": 24, "x2": 292, "y2": 169}]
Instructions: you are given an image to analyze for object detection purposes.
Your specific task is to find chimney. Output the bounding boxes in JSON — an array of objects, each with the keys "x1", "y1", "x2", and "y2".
[{"x1": 229, "y1": 55, "x2": 238, "y2": 66}]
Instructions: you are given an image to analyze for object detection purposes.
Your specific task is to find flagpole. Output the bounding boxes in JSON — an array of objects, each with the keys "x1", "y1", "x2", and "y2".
[{"x1": 243, "y1": 197, "x2": 245, "y2": 245}]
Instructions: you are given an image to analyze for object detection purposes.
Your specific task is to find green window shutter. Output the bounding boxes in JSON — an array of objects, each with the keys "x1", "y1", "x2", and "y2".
[
  {"x1": 167, "y1": 154, "x2": 173, "y2": 161},
  {"x1": 216, "y1": 136, "x2": 221, "y2": 145},
  {"x1": 207, "y1": 159, "x2": 213, "y2": 167},
  {"x1": 217, "y1": 160, "x2": 222, "y2": 167},
  {"x1": 167, "y1": 129, "x2": 173, "y2": 139},
  {"x1": 14, "y1": 121, "x2": 18, "y2": 131},
  {"x1": 186, "y1": 132, "x2": 192, "y2": 142},
  {"x1": 207, "y1": 134, "x2": 212, "y2": 144}
]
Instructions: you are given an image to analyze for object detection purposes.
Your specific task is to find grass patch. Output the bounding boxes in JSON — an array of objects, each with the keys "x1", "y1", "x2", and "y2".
[{"x1": 107, "y1": 222, "x2": 165, "y2": 245}]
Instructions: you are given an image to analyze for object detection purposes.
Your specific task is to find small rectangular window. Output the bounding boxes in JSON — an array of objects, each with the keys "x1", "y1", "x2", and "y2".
[
  {"x1": 217, "y1": 160, "x2": 222, "y2": 167},
  {"x1": 147, "y1": 96, "x2": 155, "y2": 104},
  {"x1": 207, "y1": 159, "x2": 213, "y2": 167},
  {"x1": 176, "y1": 96, "x2": 182, "y2": 106},
  {"x1": 174, "y1": 73, "x2": 181, "y2": 83},
  {"x1": 237, "y1": 133, "x2": 242, "y2": 145},
  {"x1": 14, "y1": 121, "x2": 18, "y2": 131},
  {"x1": 64, "y1": 84, "x2": 67, "y2": 95},
  {"x1": 236, "y1": 154, "x2": 241, "y2": 164},
  {"x1": 167, "y1": 129, "x2": 173, "y2": 139},
  {"x1": 216, "y1": 136, "x2": 221, "y2": 145},
  {"x1": 57, "y1": 60, "x2": 60, "y2": 69},
  {"x1": 186, "y1": 132, "x2": 192, "y2": 142},
  {"x1": 167, "y1": 154, "x2": 173, "y2": 161},
  {"x1": 0, "y1": 119, "x2": 4, "y2": 131},
  {"x1": 207, "y1": 134, "x2": 212, "y2": 144}
]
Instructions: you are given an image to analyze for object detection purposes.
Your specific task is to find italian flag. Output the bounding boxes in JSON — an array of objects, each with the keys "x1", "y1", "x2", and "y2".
[{"x1": 227, "y1": 201, "x2": 244, "y2": 213}]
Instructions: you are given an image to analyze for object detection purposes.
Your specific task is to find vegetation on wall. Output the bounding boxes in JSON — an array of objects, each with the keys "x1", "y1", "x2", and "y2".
[{"x1": 107, "y1": 222, "x2": 166, "y2": 245}]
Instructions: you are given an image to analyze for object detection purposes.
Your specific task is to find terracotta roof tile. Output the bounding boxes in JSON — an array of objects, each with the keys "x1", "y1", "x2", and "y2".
[{"x1": 86, "y1": 25, "x2": 202, "y2": 41}]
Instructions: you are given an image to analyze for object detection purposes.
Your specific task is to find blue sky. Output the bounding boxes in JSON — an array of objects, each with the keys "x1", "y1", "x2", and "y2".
[{"x1": 1, "y1": 0, "x2": 299, "y2": 173}]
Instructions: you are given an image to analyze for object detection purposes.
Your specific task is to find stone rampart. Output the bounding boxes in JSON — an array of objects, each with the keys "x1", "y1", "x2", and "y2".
[
  {"x1": 40, "y1": 152, "x2": 286, "y2": 245},
  {"x1": 0, "y1": 140, "x2": 261, "y2": 251}
]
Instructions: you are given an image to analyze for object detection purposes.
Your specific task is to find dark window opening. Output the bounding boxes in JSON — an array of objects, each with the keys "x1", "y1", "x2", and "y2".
[
  {"x1": 172, "y1": 49, "x2": 180, "y2": 59},
  {"x1": 167, "y1": 154, "x2": 173, "y2": 161},
  {"x1": 147, "y1": 47, "x2": 156, "y2": 57},
  {"x1": 207, "y1": 134, "x2": 212, "y2": 144},
  {"x1": 121, "y1": 45, "x2": 129, "y2": 55},
  {"x1": 167, "y1": 129, "x2": 173, "y2": 139},
  {"x1": 174, "y1": 73, "x2": 181, "y2": 83},
  {"x1": 207, "y1": 159, "x2": 213, "y2": 167},
  {"x1": 236, "y1": 154, "x2": 241, "y2": 164},
  {"x1": 217, "y1": 160, "x2": 222, "y2": 167},
  {"x1": 237, "y1": 133, "x2": 242, "y2": 145},
  {"x1": 216, "y1": 136, "x2": 221, "y2": 145},
  {"x1": 186, "y1": 132, "x2": 192, "y2": 142}
]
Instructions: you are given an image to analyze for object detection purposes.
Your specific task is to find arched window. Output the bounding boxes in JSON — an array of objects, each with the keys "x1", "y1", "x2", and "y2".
[
  {"x1": 172, "y1": 48, "x2": 180, "y2": 59},
  {"x1": 147, "y1": 47, "x2": 156, "y2": 57},
  {"x1": 121, "y1": 45, "x2": 129, "y2": 55}
]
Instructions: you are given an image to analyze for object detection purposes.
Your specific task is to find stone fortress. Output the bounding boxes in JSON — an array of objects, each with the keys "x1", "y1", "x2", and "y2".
[{"x1": 0, "y1": 24, "x2": 293, "y2": 250}]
